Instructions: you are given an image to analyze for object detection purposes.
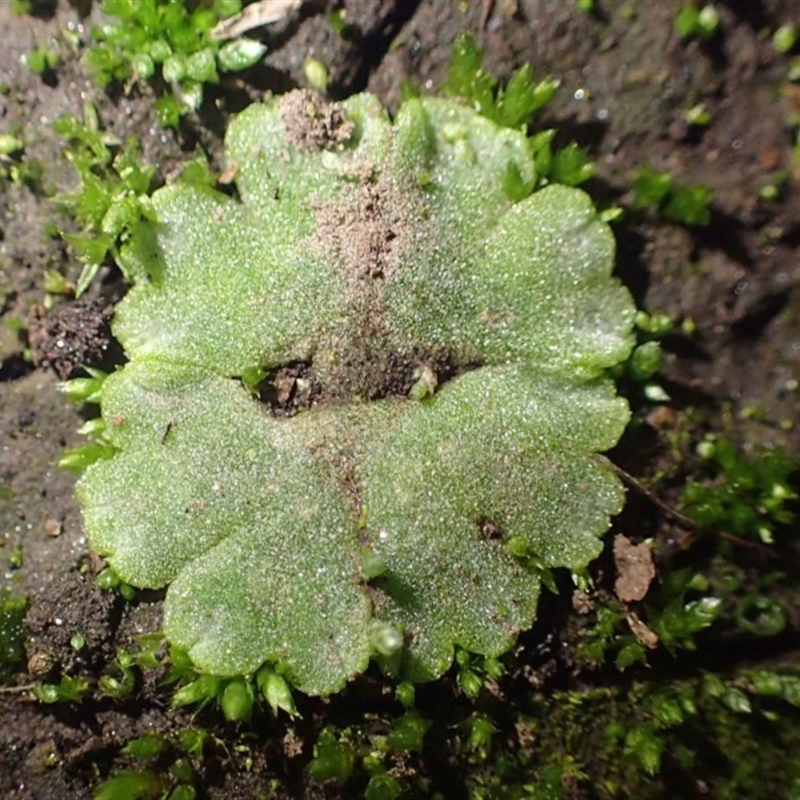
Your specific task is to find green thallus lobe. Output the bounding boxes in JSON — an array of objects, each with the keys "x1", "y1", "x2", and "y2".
[{"x1": 76, "y1": 90, "x2": 635, "y2": 695}]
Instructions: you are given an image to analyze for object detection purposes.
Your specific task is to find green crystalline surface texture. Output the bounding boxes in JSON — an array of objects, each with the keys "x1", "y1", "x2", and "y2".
[{"x1": 77, "y1": 91, "x2": 636, "y2": 696}]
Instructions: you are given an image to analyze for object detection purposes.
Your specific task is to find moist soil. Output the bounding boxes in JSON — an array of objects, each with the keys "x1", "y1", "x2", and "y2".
[{"x1": 1, "y1": 1, "x2": 800, "y2": 799}]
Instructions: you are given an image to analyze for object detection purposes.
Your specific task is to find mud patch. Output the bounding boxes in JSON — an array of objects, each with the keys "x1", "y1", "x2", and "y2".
[
  {"x1": 476, "y1": 517, "x2": 503, "y2": 542},
  {"x1": 257, "y1": 361, "x2": 322, "y2": 417},
  {"x1": 24, "y1": 573, "x2": 121, "y2": 678},
  {"x1": 314, "y1": 178, "x2": 405, "y2": 285},
  {"x1": 307, "y1": 155, "x2": 441, "y2": 401},
  {"x1": 256, "y1": 347, "x2": 477, "y2": 416},
  {"x1": 279, "y1": 89, "x2": 354, "y2": 151},
  {"x1": 27, "y1": 299, "x2": 114, "y2": 379}
]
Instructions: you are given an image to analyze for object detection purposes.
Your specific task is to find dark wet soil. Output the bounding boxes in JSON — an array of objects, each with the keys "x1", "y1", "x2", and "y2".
[
  {"x1": 28, "y1": 297, "x2": 114, "y2": 378},
  {"x1": 2, "y1": 1, "x2": 800, "y2": 798}
]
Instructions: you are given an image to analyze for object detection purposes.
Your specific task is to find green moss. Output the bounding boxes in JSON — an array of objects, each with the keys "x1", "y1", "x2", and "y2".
[
  {"x1": 0, "y1": 590, "x2": 27, "y2": 674},
  {"x1": 83, "y1": 0, "x2": 266, "y2": 126},
  {"x1": 464, "y1": 669, "x2": 800, "y2": 799}
]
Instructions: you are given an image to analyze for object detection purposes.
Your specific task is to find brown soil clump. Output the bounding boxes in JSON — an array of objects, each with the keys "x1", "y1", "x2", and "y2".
[
  {"x1": 27, "y1": 299, "x2": 113, "y2": 379},
  {"x1": 279, "y1": 89, "x2": 354, "y2": 151}
]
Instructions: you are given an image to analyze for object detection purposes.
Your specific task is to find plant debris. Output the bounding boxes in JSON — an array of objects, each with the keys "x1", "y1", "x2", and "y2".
[{"x1": 613, "y1": 534, "x2": 657, "y2": 603}]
